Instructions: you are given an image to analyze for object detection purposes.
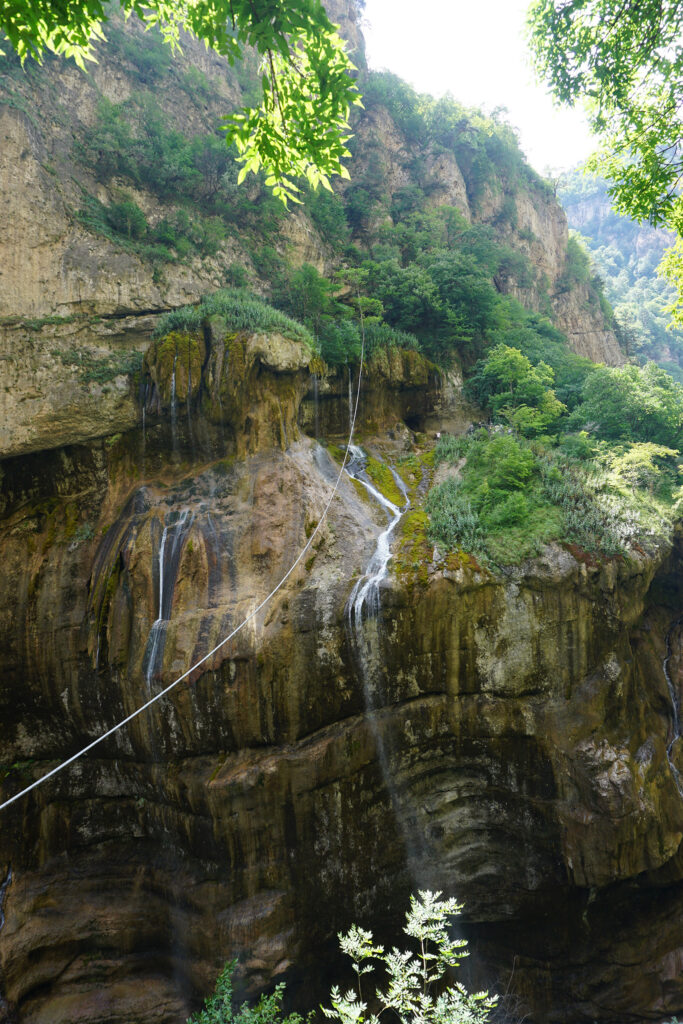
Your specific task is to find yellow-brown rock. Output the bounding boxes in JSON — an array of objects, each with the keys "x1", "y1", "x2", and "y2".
[{"x1": 1, "y1": 401, "x2": 683, "y2": 1023}]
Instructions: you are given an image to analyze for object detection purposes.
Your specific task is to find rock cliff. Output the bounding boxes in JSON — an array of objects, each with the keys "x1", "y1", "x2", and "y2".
[
  {"x1": 2, "y1": 8, "x2": 682, "y2": 1024},
  {"x1": 0, "y1": 348, "x2": 682, "y2": 1022}
]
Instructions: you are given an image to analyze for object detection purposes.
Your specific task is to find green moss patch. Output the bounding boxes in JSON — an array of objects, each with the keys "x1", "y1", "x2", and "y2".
[
  {"x1": 394, "y1": 509, "x2": 432, "y2": 586},
  {"x1": 145, "y1": 330, "x2": 204, "y2": 404},
  {"x1": 365, "y1": 456, "x2": 404, "y2": 507}
]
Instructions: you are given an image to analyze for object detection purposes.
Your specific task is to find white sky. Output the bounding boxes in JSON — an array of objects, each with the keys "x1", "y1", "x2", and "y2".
[{"x1": 361, "y1": 0, "x2": 595, "y2": 175}]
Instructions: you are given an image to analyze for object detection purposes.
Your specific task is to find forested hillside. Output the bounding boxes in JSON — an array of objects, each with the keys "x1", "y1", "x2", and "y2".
[{"x1": 559, "y1": 169, "x2": 683, "y2": 381}]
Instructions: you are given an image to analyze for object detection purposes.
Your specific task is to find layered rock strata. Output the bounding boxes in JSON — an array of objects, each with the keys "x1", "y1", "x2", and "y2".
[{"x1": 0, "y1": 338, "x2": 682, "y2": 1024}]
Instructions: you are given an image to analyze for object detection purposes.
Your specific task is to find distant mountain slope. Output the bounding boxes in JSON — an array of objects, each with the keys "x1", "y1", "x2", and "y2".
[{"x1": 559, "y1": 169, "x2": 683, "y2": 381}]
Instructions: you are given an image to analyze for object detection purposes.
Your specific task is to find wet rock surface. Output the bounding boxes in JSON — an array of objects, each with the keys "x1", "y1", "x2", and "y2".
[{"x1": 0, "y1": 351, "x2": 682, "y2": 1023}]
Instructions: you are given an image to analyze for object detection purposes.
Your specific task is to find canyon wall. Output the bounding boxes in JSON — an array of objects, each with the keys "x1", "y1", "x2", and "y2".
[
  {"x1": 0, "y1": 342, "x2": 682, "y2": 1021},
  {"x1": 2, "y1": 8, "x2": 682, "y2": 1024}
]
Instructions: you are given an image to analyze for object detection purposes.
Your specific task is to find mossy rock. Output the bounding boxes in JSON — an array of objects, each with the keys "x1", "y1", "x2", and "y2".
[
  {"x1": 395, "y1": 509, "x2": 432, "y2": 586},
  {"x1": 145, "y1": 330, "x2": 205, "y2": 406},
  {"x1": 365, "y1": 456, "x2": 404, "y2": 507},
  {"x1": 365, "y1": 348, "x2": 436, "y2": 388}
]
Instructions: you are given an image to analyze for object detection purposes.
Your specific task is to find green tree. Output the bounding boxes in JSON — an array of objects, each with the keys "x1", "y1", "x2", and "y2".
[
  {"x1": 106, "y1": 198, "x2": 147, "y2": 239},
  {"x1": 280, "y1": 263, "x2": 337, "y2": 335},
  {"x1": 574, "y1": 362, "x2": 683, "y2": 446},
  {"x1": 527, "y1": 0, "x2": 683, "y2": 316},
  {"x1": 323, "y1": 891, "x2": 496, "y2": 1024},
  {"x1": 466, "y1": 344, "x2": 566, "y2": 434},
  {"x1": 608, "y1": 442, "x2": 680, "y2": 495},
  {"x1": 0, "y1": 0, "x2": 362, "y2": 203}
]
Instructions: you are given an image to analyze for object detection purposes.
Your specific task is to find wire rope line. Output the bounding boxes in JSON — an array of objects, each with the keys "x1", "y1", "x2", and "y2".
[{"x1": 0, "y1": 328, "x2": 367, "y2": 814}]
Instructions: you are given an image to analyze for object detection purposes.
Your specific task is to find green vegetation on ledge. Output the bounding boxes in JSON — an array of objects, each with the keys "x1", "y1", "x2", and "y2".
[
  {"x1": 559, "y1": 170, "x2": 683, "y2": 382},
  {"x1": 427, "y1": 346, "x2": 683, "y2": 567},
  {"x1": 153, "y1": 290, "x2": 314, "y2": 347}
]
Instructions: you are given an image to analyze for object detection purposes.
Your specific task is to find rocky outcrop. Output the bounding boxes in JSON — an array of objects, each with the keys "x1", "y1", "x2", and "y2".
[
  {"x1": 0, "y1": 47, "x2": 246, "y2": 320},
  {"x1": 480, "y1": 185, "x2": 624, "y2": 366},
  {"x1": 0, "y1": 8, "x2": 666, "y2": 1024},
  {"x1": 0, "y1": 382, "x2": 682, "y2": 1022},
  {"x1": 0, "y1": 316, "x2": 150, "y2": 459},
  {"x1": 299, "y1": 347, "x2": 443, "y2": 437},
  {"x1": 0, "y1": 5, "x2": 622, "y2": 372},
  {"x1": 552, "y1": 283, "x2": 625, "y2": 364}
]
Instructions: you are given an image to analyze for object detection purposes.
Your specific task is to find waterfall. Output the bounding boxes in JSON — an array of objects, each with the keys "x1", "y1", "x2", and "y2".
[
  {"x1": 143, "y1": 509, "x2": 194, "y2": 690},
  {"x1": 0, "y1": 867, "x2": 11, "y2": 932},
  {"x1": 663, "y1": 617, "x2": 683, "y2": 797},
  {"x1": 312, "y1": 372, "x2": 320, "y2": 439},
  {"x1": 170, "y1": 353, "x2": 178, "y2": 452},
  {"x1": 348, "y1": 365, "x2": 354, "y2": 435},
  {"x1": 344, "y1": 448, "x2": 426, "y2": 876},
  {"x1": 346, "y1": 446, "x2": 407, "y2": 631},
  {"x1": 187, "y1": 362, "x2": 196, "y2": 455}
]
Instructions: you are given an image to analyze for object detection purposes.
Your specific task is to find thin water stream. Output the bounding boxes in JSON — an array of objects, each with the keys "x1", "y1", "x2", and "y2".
[
  {"x1": 344, "y1": 447, "x2": 427, "y2": 875},
  {"x1": 143, "y1": 509, "x2": 194, "y2": 690},
  {"x1": 0, "y1": 867, "x2": 11, "y2": 932},
  {"x1": 663, "y1": 616, "x2": 683, "y2": 798}
]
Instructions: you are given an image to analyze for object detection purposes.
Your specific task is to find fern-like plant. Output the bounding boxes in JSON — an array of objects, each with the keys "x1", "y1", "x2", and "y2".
[{"x1": 323, "y1": 891, "x2": 497, "y2": 1024}]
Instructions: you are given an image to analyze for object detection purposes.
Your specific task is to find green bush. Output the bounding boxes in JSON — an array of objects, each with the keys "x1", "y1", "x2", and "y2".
[
  {"x1": 318, "y1": 320, "x2": 362, "y2": 366},
  {"x1": 434, "y1": 433, "x2": 472, "y2": 464},
  {"x1": 188, "y1": 960, "x2": 306, "y2": 1024},
  {"x1": 305, "y1": 188, "x2": 350, "y2": 250},
  {"x1": 106, "y1": 199, "x2": 147, "y2": 239},
  {"x1": 427, "y1": 481, "x2": 484, "y2": 555},
  {"x1": 106, "y1": 23, "x2": 172, "y2": 84},
  {"x1": 191, "y1": 894, "x2": 495, "y2": 1024},
  {"x1": 153, "y1": 289, "x2": 314, "y2": 345},
  {"x1": 465, "y1": 344, "x2": 566, "y2": 434},
  {"x1": 324, "y1": 891, "x2": 496, "y2": 1024},
  {"x1": 573, "y1": 361, "x2": 683, "y2": 447},
  {"x1": 556, "y1": 234, "x2": 591, "y2": 292},
  {"x1": 483, "y1": 490, "x2": 528, "y2": 529},
  {"x1": 425, "y1": 429, "x2": 633, "y2": 565}
]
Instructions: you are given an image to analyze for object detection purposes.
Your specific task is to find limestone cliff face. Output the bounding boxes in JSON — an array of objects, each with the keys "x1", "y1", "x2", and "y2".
[
  {"x1": 0, "y1": 4, "x2": 621, "y2": 368},
  {"x1": 0, "y1": 362, "x2": 682, "y2": 1022},
  {"x1": 347, "y1": 117, "x2": 623, "y2": 367},
  {"x1": 0, "y1": 7, "x2": 670, "y2": 1024},
  {"x1": 0, "y1": 41, "x2": 246, "y2": 321}
]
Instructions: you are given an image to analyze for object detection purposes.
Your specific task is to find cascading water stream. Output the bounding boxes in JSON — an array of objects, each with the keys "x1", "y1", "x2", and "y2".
[
  {"x1": 312, "y1": 372, "x2": 320, "y2": 439},
  {"x1": 170, "y1": 353, "x2": 178, "y2": 452},
  {"x1": 346, "y1": 446, "x2": 407, "y2": 630},
  {"x1": 344, "y1": 447, "x2": 427, "y2": 876},
  {"x1": 143, "y1": 509, "x2": 194, "y2": 691},
  {"x1": 0, "y1": 867, "x2": 11, "y2": 932},
  {"x1": 663, "y1": 616, "x2": 683, "y2": 797}
]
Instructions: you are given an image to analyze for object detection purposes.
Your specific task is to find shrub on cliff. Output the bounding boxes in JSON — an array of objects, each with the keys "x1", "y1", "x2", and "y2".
[
  {"x1": 427, "y1": 430, "x2": 626, "y2": 565},
  {"x1": 572, "y1": 361, "x2": 683, "y2": 448},
  {"x1": 465, "y1": 345, "x2": 566, "y2": 436},
  {"x1": 153, "y1": 290, "x2": 314, "y2": 346},
  {"x1": 188, "y1": 962, "x2": 307, "y2": 1024},
  {"x1": 324, "y1": 891, "x2": 495, "y2": 1024},
  {"x1": 190, "y1": 893, "x2": 495, "y2": 1024}
]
